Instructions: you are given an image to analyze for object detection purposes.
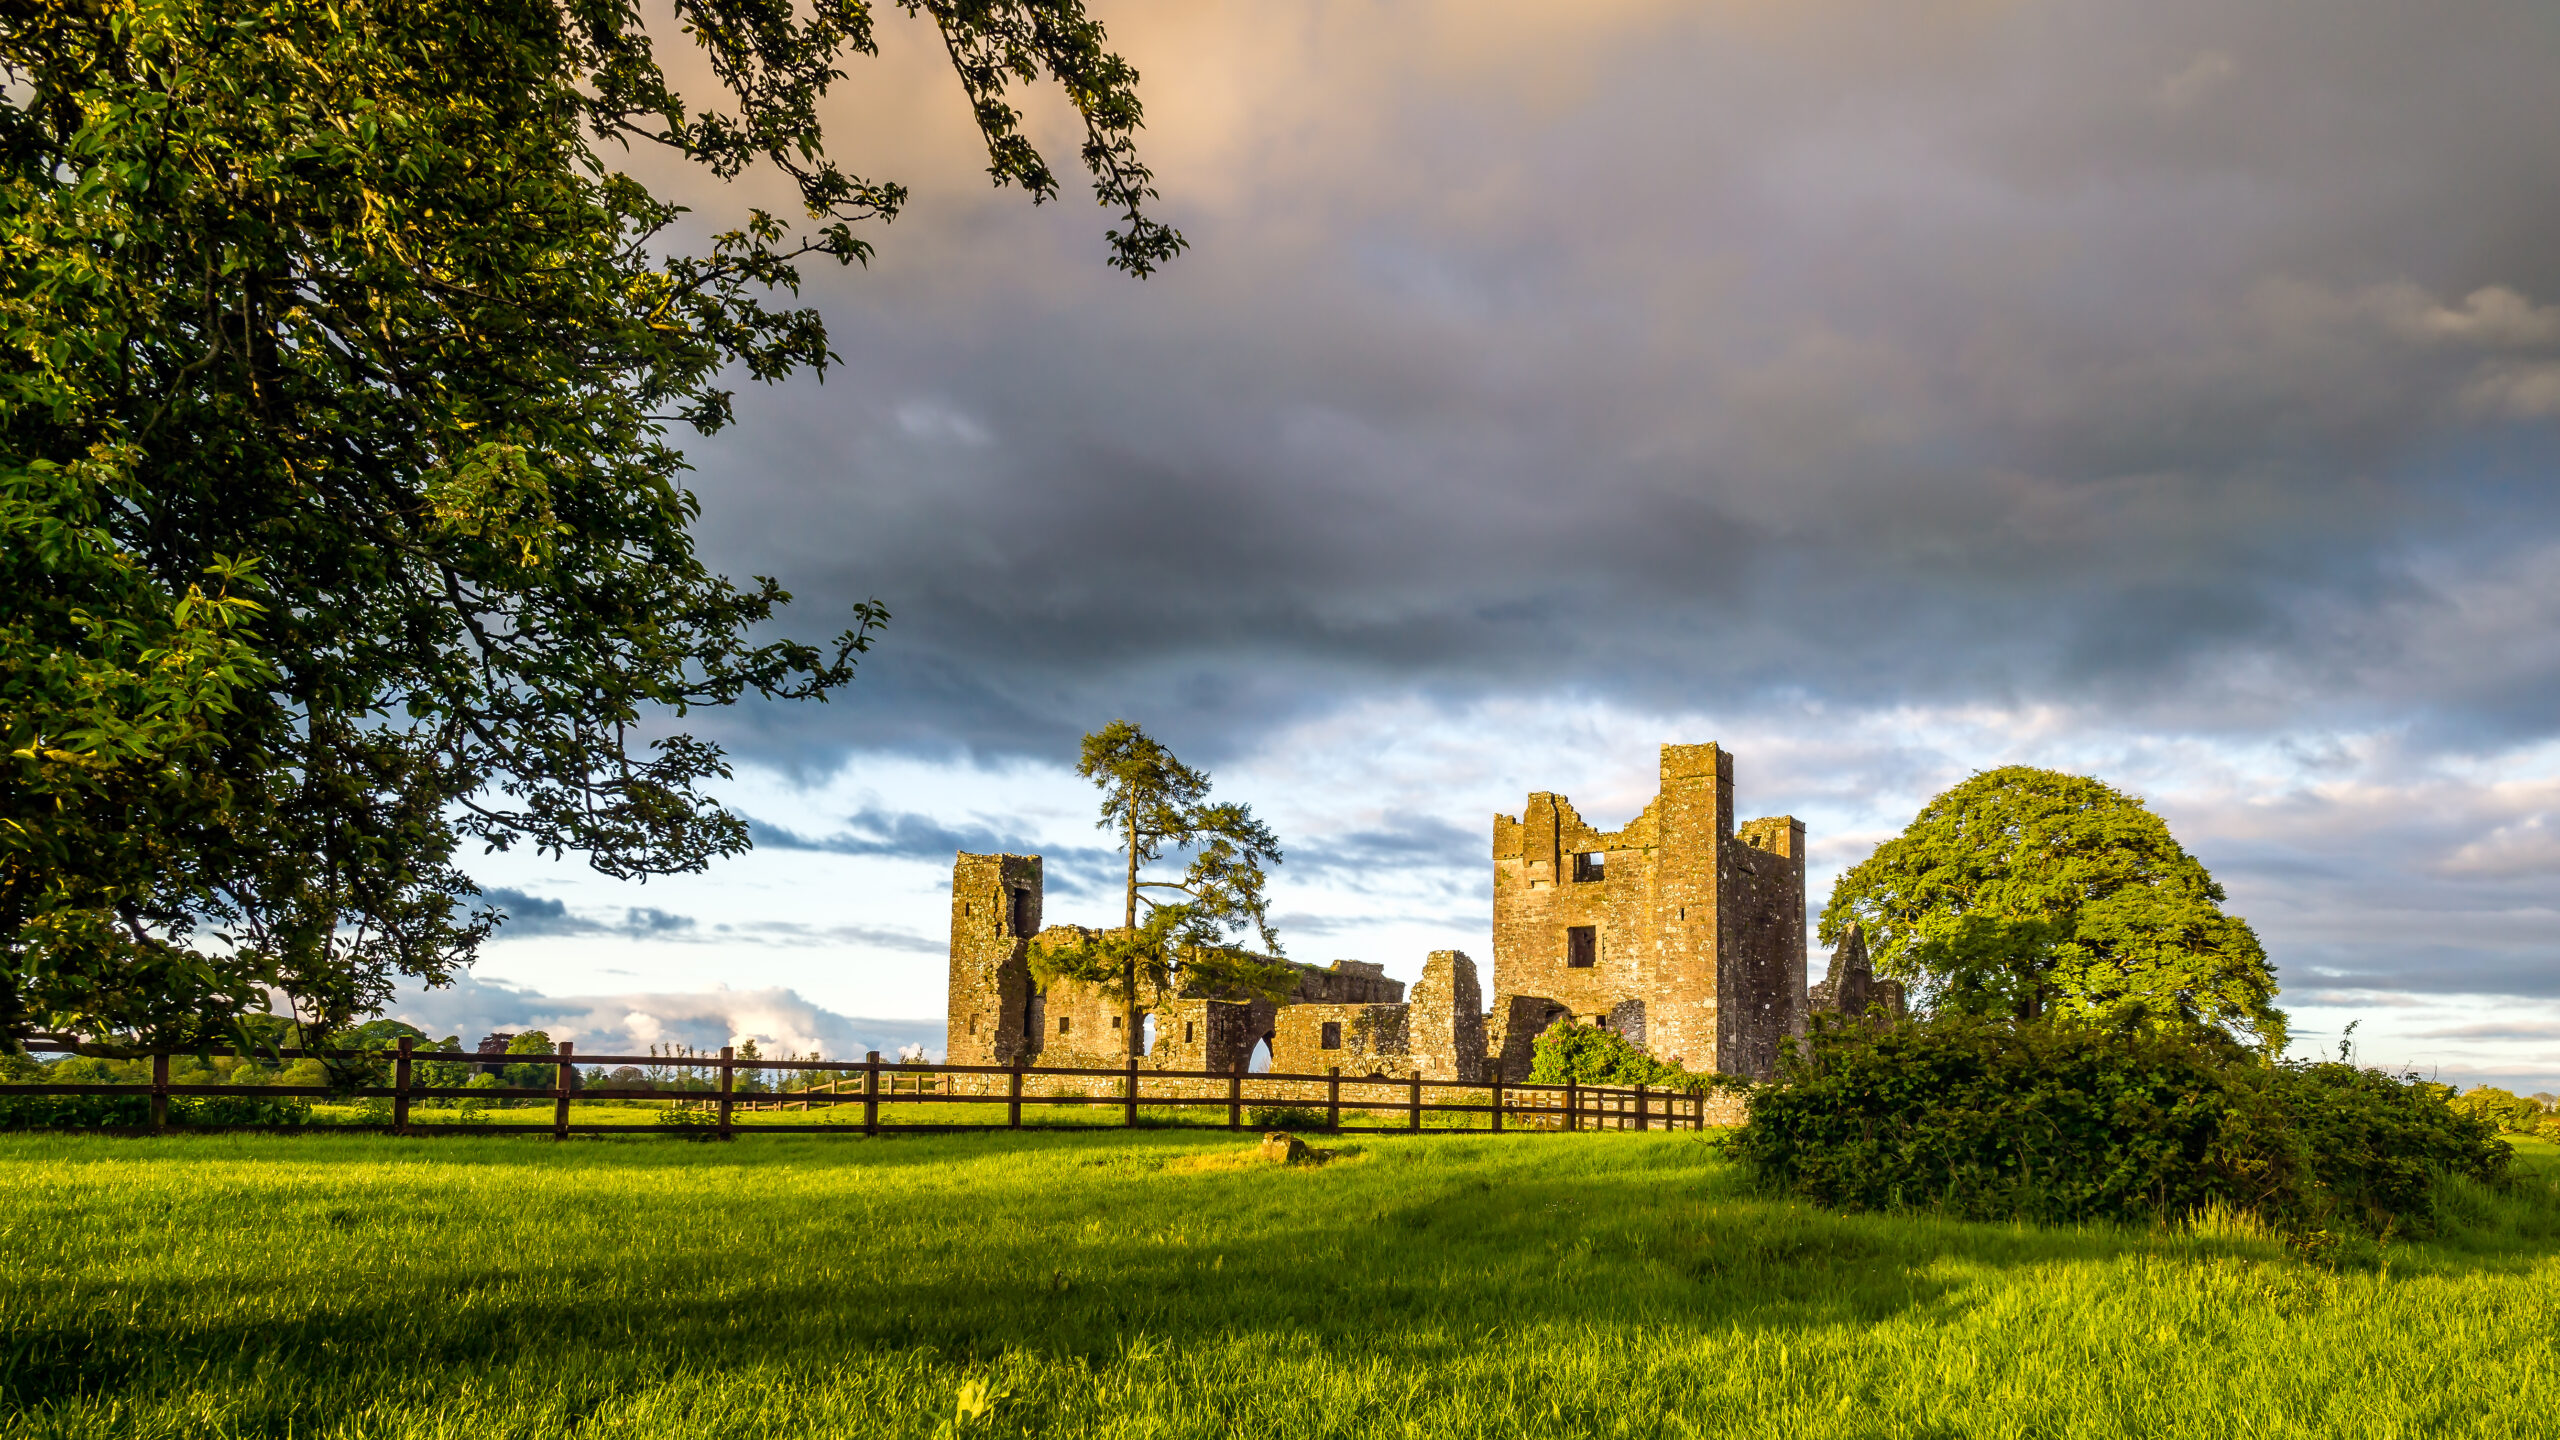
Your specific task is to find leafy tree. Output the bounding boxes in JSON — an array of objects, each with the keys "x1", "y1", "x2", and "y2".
[
  {"x1": 500, "y1": 1030, "x2": 564, "y2": 1090},
  {"x1": 2448, "y1": 1086, "x2": 2550, "y2": 1135},
  {"x1": 1031, "y1": 721, "x2": 1295, "y2": 1052},
  {"x1": 1, "y1": 0, "x2": 1182, "y2": 1053},
  {"x1": 1821, "y1": 767, "x2": 2283, "y2": 1047}
]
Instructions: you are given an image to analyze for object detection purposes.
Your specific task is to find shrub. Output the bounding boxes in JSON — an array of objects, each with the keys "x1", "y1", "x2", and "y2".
[
  {"x1": 0, "y1": 1094, "x2": 311, "y2": 1128},
  {"x1": 1727, "y1": 1013, "x2": 2507, "y2": 1239},
  {"x1": 0, "y1": 1094, "x2": 151, "y2": 1128},
  {"x1": 1245, "y1": 1105, "x2": 1329, "y2": 1132},
  {"x1": 1527, "y1": 1021, "x2": 1709, "y2": 1091},
  {"x1": 175, "y1": 1095, "x2": 313, "y2": 1127}
]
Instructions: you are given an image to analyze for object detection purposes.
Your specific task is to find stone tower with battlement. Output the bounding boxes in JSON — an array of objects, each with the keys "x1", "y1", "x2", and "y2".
[{"x1": 1491, "y1": 742, "x2": 1805, "y2": 1079}]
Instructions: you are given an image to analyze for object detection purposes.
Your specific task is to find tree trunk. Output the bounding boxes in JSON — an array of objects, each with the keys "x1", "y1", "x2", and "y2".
[{"x1": 1124, "y1": 810, "x2": 1141, "y2": 1058}]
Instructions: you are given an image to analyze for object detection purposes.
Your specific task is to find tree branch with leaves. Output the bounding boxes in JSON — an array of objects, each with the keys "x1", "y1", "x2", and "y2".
[{"x1": 0, "y1": 0, "x2": 1184, "y2": 1052}]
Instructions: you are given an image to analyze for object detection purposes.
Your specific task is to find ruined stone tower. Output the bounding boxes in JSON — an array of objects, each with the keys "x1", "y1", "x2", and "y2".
[
  {"x1": 945, "y1": 852, "x2": 1044, "y2": 1065},
  {"x1": 1491, "y1": 742, "x2": 1806, "y2": 1079}
]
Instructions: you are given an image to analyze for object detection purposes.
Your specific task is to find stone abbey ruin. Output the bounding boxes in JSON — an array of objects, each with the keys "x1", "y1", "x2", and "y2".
[{"x1": 946, "y1": 742, "x2": 1901, "y2": 1084}]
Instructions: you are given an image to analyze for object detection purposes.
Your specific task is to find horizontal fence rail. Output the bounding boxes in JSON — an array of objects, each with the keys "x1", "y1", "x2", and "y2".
[{"x1": 0, "y1": 1039, "x2": 1731, "y2": 1139}]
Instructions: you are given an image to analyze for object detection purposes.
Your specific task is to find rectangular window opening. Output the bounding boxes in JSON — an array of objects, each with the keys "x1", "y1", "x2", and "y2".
[
  {"x1": 1183, "y1": 1022, "x2": 1196, "y2": 1044},
  {"x1": 1111, "y1": 1015, "x2": 1123, "y2": 1029},
  {"x1": 1320, "y1": 1021, "x2": 1342, "y2": 1050},
  {"x1": 1567, "y1": 925, "x2": 1597, "y2": 968},
  {"x1": 1572, "y1": 851, "x2": 1607, "y2": 883},
  {"x1": 1058, "y1": 1016, "x2": 1072, "y2": 1035}
]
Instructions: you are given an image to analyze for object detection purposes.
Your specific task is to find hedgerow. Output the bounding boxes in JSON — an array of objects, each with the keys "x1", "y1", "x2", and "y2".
[{"x1": 1726, "y1": 1013, "x2": 2508, "y2": 1240}]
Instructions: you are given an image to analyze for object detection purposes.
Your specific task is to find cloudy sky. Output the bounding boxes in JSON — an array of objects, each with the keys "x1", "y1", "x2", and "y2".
[{"x1": 405, "y1": 0, "x2": 2560, "y2": 1092}]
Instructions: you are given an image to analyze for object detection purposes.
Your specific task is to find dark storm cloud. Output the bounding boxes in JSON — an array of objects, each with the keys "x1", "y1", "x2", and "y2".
[
  {"x1": 487, "y1": 888, "x2": 701, "y2": 939},
  {"x1": 540, "y1": 0, "x2": 2560, "y2": 1041},
  {"x1": 1283, "y1": 816, "x2": 1483, "y2": 884},
  {"x1": 659, "y1": 0, "x2": 2560, "y2": 771},
  {"x1": 743, "y1": 809, "x2": 1122, "y2": 897}
]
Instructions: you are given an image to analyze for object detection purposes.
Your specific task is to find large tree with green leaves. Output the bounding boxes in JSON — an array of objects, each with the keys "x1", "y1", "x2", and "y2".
[
  {"x1": 1, "y1": 0, "x2": 1181, "y2": 1052},
  {"x1": 1030, "y1": 721, "x2": 1295, "y2": 1054},
  {"x1": 1820, "y1": 767, "x2": 2284, "y2": 1048}
]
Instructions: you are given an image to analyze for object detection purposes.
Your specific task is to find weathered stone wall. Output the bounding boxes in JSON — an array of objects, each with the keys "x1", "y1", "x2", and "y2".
[
  {"x1": 1491, "y1": 793, "x2": 1659, "y2": 1026},
  {"x1": 1286, "y1": 960, "x2": 1406, "y2": 1005},
  {"x1": 1488, "y1": 744, "x2": 1809, "y2": 1080},
  {"x1": 1271, "y1": 1002, "x2": 1413, "y2": 1078},
  {"x1": 1484, "y1": 993, "x2": 1570, "y2": 1083},
  {"x1": 1808, "y1": 923, "x2": 1907, "y2": 1023},
  {"x1": 1021, "y1": 927, "x2": 1146, "y2": 1066},
  {"x1": 1147, "y1": 997, "x2": 1267, "y2": 1074},
  {"x1": 1721, "y1": 815, "x2": 1807, "y2": 1081},
  {"x1": 1646, "y1": 742, "x2": 1730, "y2": 1072},
  {"x1": 946, "y1": 853, "x2": 1043, "y2": 1065},
  {"x1": 1408, "y1": 950, "x2": 1486, "y2": 1083}
]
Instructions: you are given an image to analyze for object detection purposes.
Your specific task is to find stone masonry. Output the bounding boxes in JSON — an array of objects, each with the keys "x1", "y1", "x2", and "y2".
[
  {"x1": 1491, "y1": 743, "x2": 1805, "y2": 1078},
  {"x1": 1807, "y1": 923, "x2": 1909, "y2": 1023},
  {"x1": 944, "y1": 741, "x2": 1884, "y2": 1087}
]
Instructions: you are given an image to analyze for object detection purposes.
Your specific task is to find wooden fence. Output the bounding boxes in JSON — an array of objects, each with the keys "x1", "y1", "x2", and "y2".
[{"x1": 1, "y1": 1040, "x2": 1727, "y2": 1139}]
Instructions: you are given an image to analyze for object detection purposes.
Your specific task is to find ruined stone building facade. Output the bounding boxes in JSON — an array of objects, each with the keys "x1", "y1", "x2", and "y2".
[
  {"x1": 1492, "y1": 742, "x2": 1807, "y2": 1077},
  {"x1": 944, "y1": 742, "x2": 1897, "y2": 1085}
]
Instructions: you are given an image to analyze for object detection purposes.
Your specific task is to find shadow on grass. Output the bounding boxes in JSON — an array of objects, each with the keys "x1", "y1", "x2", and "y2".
[{"x1": 6, "y1": 1131, "x2": 2556, "y2": 1414}]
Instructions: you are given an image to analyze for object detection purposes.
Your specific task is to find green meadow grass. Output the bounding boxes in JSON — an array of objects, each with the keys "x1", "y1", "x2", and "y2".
[{"x1": 2, "y1": 1130, "x2": 2554, "y2": 1439}]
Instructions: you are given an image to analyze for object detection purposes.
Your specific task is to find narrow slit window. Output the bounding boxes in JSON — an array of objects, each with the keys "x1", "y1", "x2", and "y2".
[
  {"x1": 1183, "y1": 1022, "x2": 1196, "y2": 1044},
  {"x1": 1320, "y1": 1021, "x2": 1342, "y2": 1050},
  {"x1": 1572, "y1": 851, "x2": 1607, "y2": 883},
  {"x1": 1567, "y1": 925, "x2": 1597, "y2": 968}
]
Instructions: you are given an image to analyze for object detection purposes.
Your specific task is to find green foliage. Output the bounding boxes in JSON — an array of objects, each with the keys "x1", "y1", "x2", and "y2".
[
  {"x1": 0, "y1": 1092, "x2": 149, "y2": 1129},
  {"x1": 1242, "y1": 1105, "x2": 1328, "y2": 1132},
  {"x1": 1526, "y1": 1020, "x2": 1710, "y2": 1091},
  {"x1": 1031, "y1": 721, "x2": 1295, "y2": 1015},
  {"x1": 1728, "y1": 1013, "x2": 2509, "y2": 1240},
  {"x1": 0, "y1": 0, "x2": 1180, "y2": 1049},
  {"x1": 2449, "y1": 1086, "x2": 2554, "y2": 1135},
  {"x1": 0, "y1": 1090, "x2": 311, "y2": 1128},
  {"x1": 1821, "y1": 767, "x2": 2283, "y2": 1046},
  {"x1": 498, "y1": 1030, "x2": 565, "y2": 1090}
]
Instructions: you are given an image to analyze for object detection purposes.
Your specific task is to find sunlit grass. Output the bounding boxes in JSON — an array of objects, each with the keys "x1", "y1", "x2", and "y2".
[{"x1": 2, "y1": 1131, "x2": 2553, "y2": 1438}]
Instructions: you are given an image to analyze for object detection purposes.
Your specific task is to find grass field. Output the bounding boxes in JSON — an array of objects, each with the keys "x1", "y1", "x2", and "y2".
[{"x1": 3, "y1": 1129, "x2": 2555, "y2": 1439}]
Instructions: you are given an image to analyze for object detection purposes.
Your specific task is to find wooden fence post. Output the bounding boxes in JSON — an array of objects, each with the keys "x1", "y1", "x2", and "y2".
[
  {"x1": 1635, "y1": 1082, "x2": 1648, "y2": 1132},
  {"x1": 1326, "y1": 1066, "x2": 1340, "y2": 1133},
  {"x1": 150, "y1": 1052, "x2": 168, "y2": 1134},
  {"x1": 717, "y1": 1046, "x2": 735, "y2": 1140},
  {"x1": 1124, "y1": 1052, "x2": 1139, "y2": 1128},
  {"x1": 553, "y1": 1042, "x2": 574, "y2": 1140},
  {"x1": 394, "y1": 1037, "x2": 413, "y2": 1134},
  {"x1": 1408, "y1": 1074, "x2": 1422, "y2": 1131},
  {"x1": 1490, "y1": 1076, "x2": 1502, "y2": 1133},
  {"x1": 1227, "y1": 1064, "x2": 1242, "y2": 1131},
  {"x1": 863, "y1": 1051, "x2": 880, "y2": 1136},
  {"x1": 1565, "y1": 1077, "x2": 1578, "y2": 1132},
  {"x1": 1008, "y1": 1059, "x2": 1023, "y2": 1128}
]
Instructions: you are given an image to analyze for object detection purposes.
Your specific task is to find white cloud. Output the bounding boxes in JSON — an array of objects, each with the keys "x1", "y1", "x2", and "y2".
[{"x1": 385, "y1": 974, "x2": 944, "y2": 1062}]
